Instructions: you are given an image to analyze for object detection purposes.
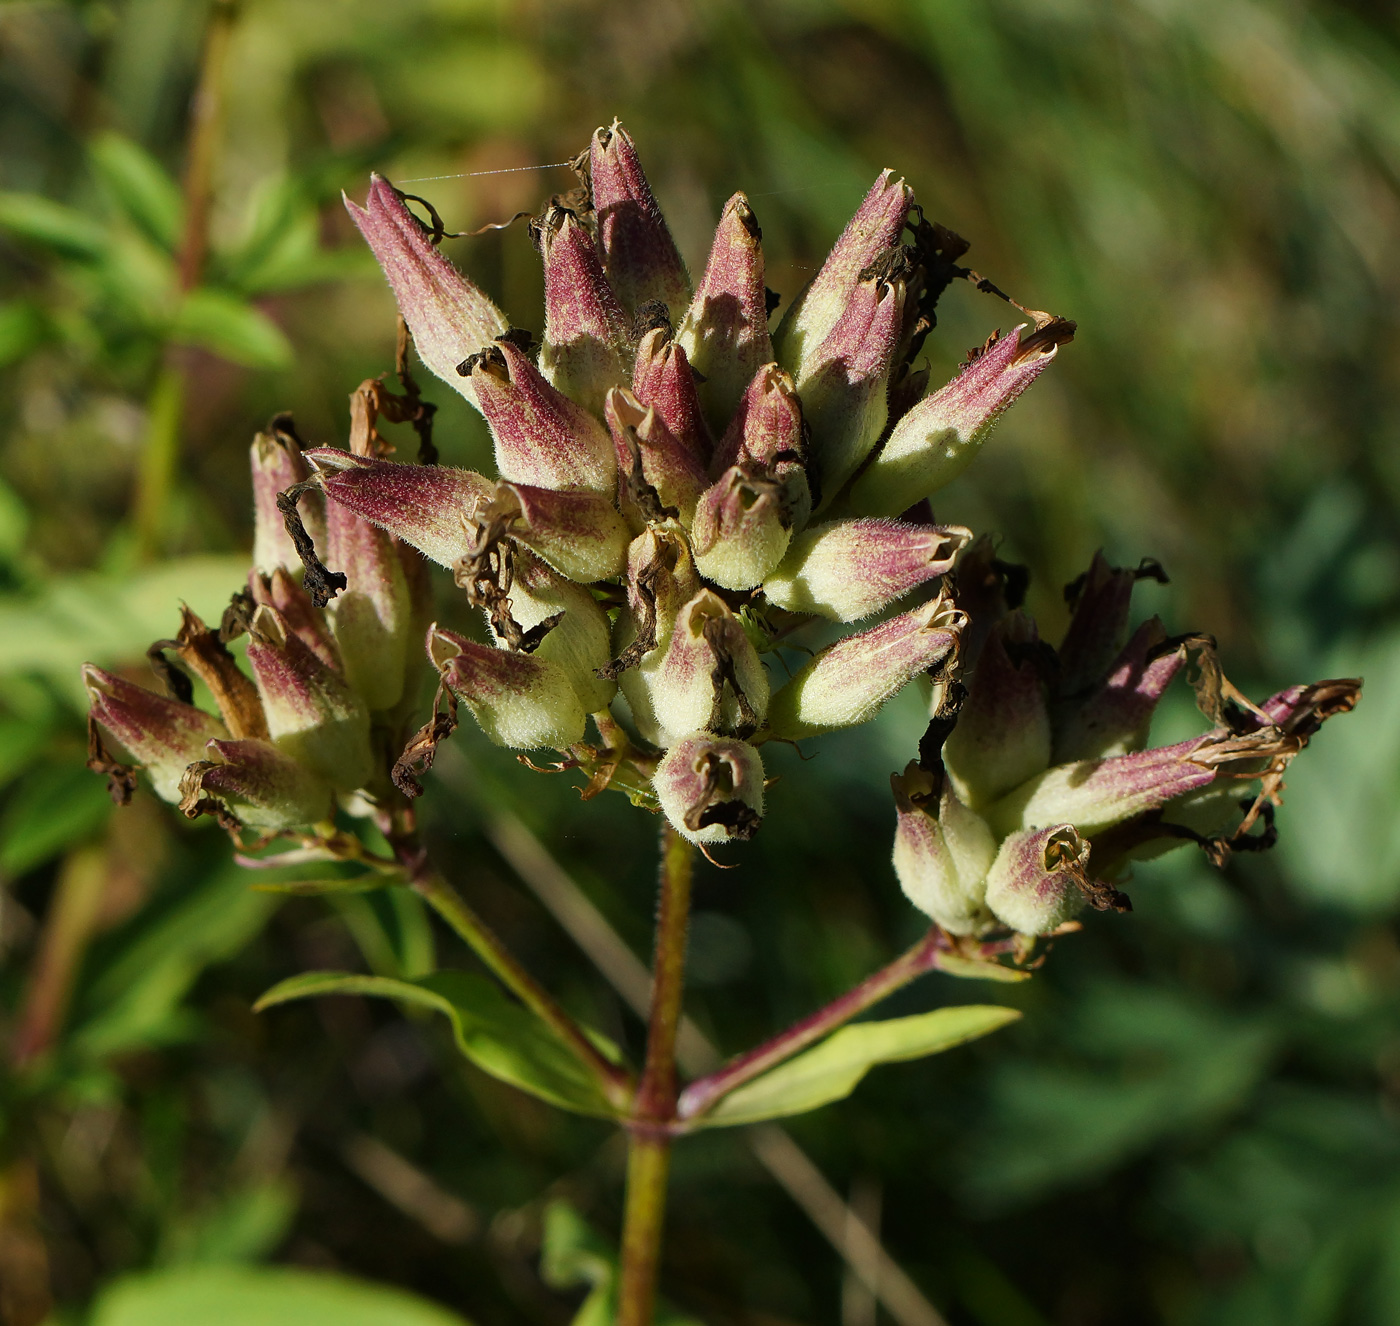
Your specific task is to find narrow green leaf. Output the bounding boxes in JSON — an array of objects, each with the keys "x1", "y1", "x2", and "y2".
[
  {"x1": 90, "y1": 1265, "x2": 471, "y2": 1326},
  {"x1": 171, "y1": 288, "x2": 292, "y2": 369},
  {"x1": 249, "y1": 875, "x2": 396, "y2": 896},
  {"x1": 699, "y1": 1005, "x2": 1021, "y2": 1127},
  {"x1": 255, "y1": 970, "x2": 621, "y2": 1117},
  {"x1": 0, "y1": 192, "x2": 107, "y2": 260},
  {"x1": 935, "y1": 953, "x2": 1033, "y2": 982},
  {"x1": 89, "y1": 132, "x2": 183, "y2": 251},
  {"x1": 0, "y1": 760, "x2": 111, "y2": 877},
  {"x1": 0, "y1": 301, "x2": 47, "y2": 368}
]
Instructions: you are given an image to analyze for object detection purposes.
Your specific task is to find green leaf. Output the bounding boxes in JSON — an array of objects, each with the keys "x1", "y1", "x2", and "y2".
[
  {"x1": 89, "y1": 1265, "x2": 471, "y2": 1326},
  {"x1": 171, "y1": 289, "x2": 292, "y2": 369},
  {"x1": 0, "y1": 301, "x2": 47, "y2": 368},
  {"x1": 0, "y1": 191, "x2": 107, "y2": 260},
  {"x1": 255, "y1": 970, "x2": 621, "y2": 1117},
  {"x1": 936, "y1": 953, "x2": 1034, "y2": 982},
  {"x1": 699, "y1": 1005, "x2": 1021, "y2": 1127},
  {"x1": 89, "y1": 132, "x2": 183, "y2": 251},
  {"x1": 0, "y1": 760, "x2": 111, "y2": 877}
]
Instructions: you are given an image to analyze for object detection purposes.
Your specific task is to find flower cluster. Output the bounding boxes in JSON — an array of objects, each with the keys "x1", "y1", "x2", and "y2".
[{"x1": 85, "y1": 121, "x2": 1357, "y2": 937}]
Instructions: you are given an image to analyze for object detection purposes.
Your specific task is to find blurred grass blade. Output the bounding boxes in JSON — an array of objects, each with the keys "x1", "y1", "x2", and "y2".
[
  {"x1": 171, "y1": 288, "x2": 293, "y2": 368},
  {"x1": 89, "y1": 132, "x2": 184, "y2": 252},
  {"x1": 0, "y1": 192, "x2": 107, "y2": 260},
  {"x1": 255, "y1": 970, "x2": 623, "y2": 1118},
  {"x1": 700, "y1": 1006, "x2": 1020, "y2": 1128}
]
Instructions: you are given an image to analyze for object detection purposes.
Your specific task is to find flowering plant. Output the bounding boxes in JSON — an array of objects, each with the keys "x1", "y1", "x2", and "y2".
[{"x1": 84, "y1": 122, "x2": 1357, "y2": 1323}]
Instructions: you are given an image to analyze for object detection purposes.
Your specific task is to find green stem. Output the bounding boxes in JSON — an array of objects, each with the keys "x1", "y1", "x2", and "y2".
[
  {"x1": 132, "y1": 362, "x2": 184, "y2": 560},
  {"x1": 409, "y1": 866, "x2": 633, "y2": 1110},
  {"x1": 618, "y1": 824, "x2": 693, "y2": 1326}
]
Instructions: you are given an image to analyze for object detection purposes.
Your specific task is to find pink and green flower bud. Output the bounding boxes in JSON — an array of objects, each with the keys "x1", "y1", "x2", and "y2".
[
  {"x1": 502, "y1": 481, "x2": 630, "y2": 583},
  {"x1": 429, "y1": 624, "x2": 585, "y2": 751},
  {"x1": 251, "y1": 429, "x2": 319, "y2": 576},
  {"x1": 308, "y1": 450, "x2": 493, "y2": 568},
  {"x1": 774, "y1": 170, "x2": 913, "y2": 374},
  {"x1": 709, "y1": 362, "x2": 804, "y2": 476},
  {"x1": 1052, "y1": 618, "x2": 1183, "y2": 763},
  {"x1": 590, "y1": 120, "x2": 691, "y2": 320},
  {"x1": 677, "y1": 192, "x2": 772, "y2": 427},
  {"x1": 536, "y1": 202, "x2": 631, "y2": 414},
  {"x1": 83, "y1": 664, "x2": 228, "y2": 804},
  {"x1": 850, "y1": 320, "x2": 1073, "y2": 517},
  {"x1": 984, "y1": 825, "x2": 1090, "y2": 936},
  {"x1": 654, "y1": 732, "x2": 765, "y2": 845},
  {"x1": 795, "y1": 262, "x2": 906, "y2": 504},
  {"x1": 763, "y1": 518, "x2": 970, "y2": 622},
  {"x1": 984, "y1": 737, "x2": 1219, "y2": 841},
  {"x1": 1056, "y1": 552, "x2": 1167, "y2": 702},
  {"x1": 632, "y1": 327, "x2": 712, "y2": 465},
  {"x1": 605, "y1": 387, "x2": 710, "y2": 527},
  {"x1": 890, "y1": 762, "x2": 997, "y2": 935},
  {"x1": 345, "y1": 175, "x2": 509, "y2": 406},
  {"x1": 249, "y1": 568, "x2": 340, "y2": 671},
  {"x1": 487, "y1": 551, "x2": 615, "y2": 715},
  {"x1": 245, "y1": 606, "x2": 373, "y2": 793},
  {"x1": 468, "y1": 340, "x2": 617, "y2": 494},
  {"x1": 180, "y1": 737, "x2": 333, "y2": 833},
  {"x1": 766, "y1": 590, "x2": 965, "y2": 741},
  {"x1": 943, "y1": 612, "x2": 1052, "y2": 810},
  {"x1": 323, "y1": 498, "x2": 413, "y2": 713},
  {"x1": 691, "y1": 462, "x2": 802, "y2": 591},
  {"x1": 651, "y1": 589, "x2": 769, "y2": 744}
]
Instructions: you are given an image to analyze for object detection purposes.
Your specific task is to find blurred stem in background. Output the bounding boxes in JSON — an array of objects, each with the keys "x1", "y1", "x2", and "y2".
[{"x1": 133, "y1": 0, "x2": 237, "y2": 560}]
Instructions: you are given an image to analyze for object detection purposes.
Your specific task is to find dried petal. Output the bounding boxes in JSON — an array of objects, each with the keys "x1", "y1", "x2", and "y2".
[
  {"x1": 891, "y1": 762, "x2": 997, "y2": 935},
  {"x1": 591, "y1": 120, "x2": 691, "y2": 319},
  {"x1": 763, "y1": 518, "x2": 969, "y2": 622},
  {"x1": 677, "y1": 192, "x2": 772, "y2": 427},
  {"x1": 654, "y1": 732, "x2": 764, "y2": 845},
  {"x1": 429, "y1": 624, "x2": 585, "y2": 750},
  {"x1": 766, "y1": 589, "x2": 965, "y2": 741},
  {"x1": 346, "y1": 176, "x2": 509, "y2": 405},
  {"x1": 850, "y1": 320, "x2": 1073, "y2": 517},
  {"x1": 83, "y1": 664, "x2": 228, "y2": 804}
]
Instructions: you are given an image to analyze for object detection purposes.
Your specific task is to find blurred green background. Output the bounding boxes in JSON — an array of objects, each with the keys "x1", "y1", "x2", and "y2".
[{"x1": 1, "y1": 0, "x2": 1399, "y2": 1323}]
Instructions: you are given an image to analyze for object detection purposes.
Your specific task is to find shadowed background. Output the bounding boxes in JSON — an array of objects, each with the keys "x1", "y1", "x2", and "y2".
[{"x1": 1, "y1": 1, "x2": 1398, "y2": 1323}]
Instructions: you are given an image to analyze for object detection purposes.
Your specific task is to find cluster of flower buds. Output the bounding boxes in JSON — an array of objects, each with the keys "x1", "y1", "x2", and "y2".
[
  {"x1": 890, "y1": 541, "x2": 1360, "y2": 938},
  {"x1": 288, "y1": 122, "x2": 1074, "y2": 850},
  {"x1": 85, "y1": 399, "x2": 433, "y2": 842}
]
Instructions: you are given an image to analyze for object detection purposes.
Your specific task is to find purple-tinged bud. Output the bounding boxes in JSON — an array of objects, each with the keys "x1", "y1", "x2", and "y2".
[
  {"x1": 485, "y1": 551, "x2": 615, "y2": 715},
  {"x1": 633, "y1": 328, "x2": 712, "y2": 465},
  {"x1": 428, "y1": 624, "x2": 585, "y2": 750},
  {"x1": 850, "y1": 320, "x2": 1074, "y2": 517},
  {"x1": 590, "y1": 120, "x2": 691, "y2": 319},
  {"x1": 245, "y1": 606, "x2": 373, "y2": 792},
  {"x1": 1056, "y1": 552, "x2": 1168, "y2": 702},
  {"x1": 677, "y1": 192, "x2": 772, "y2": 426},
  {"x1": 952, "y1": 534, "x2": 1024, "y2": 671},
  {"x1": 983, "y1": 825, "x2": 1090, "y2": 936},
  {"x1": 891, "y1": 762, "x2": 997, "y2": 935},
  {"x1": 180, "y1": 737, "x2": 333, "y2": 832},
  {"x1": 766, "y1": 590, "x2": 965, "y2": 741},
  {"x1": 249, "y1": 569, "x2": 340, "y2": 671},
  {"x1": 251, "y1": 429, "x2": 320, "y2": 576},
  {"x1": 651, "y1": 590, "x2": 769, "y2": 745},
  {"x1": 709, "y1": 363, "x2": 804, "y2": 476},
  {"x1": 774, "y1": 170, "x2": 913, "y2": 374},
  {"x1": 345, "y1": 175, "x2": 509, "y2": 405},
  {"x1": 1053, "y1": 618, "x2": 1183, "y2": 763},
  {"x1": 468, "y1": 340, "x2": 617, "y2": 494},
  {"x1": 323, "y1": 498, "x2": 413, "y2": 712},
  {"x1": 605, "y1": 387, "x2": 710, "y2": 527},
  {"x1": 535, "y1": 202, "x2": 631, "y2": 414},
  {"x1": 690, "y1": 462, "x2": 802, "y2": 591},
  {"x1": 308, "y1": 450, "x2": 492, "y2": 568},
  {"x1": 763, "y1": 518, "x2": 970, "y2": 622},
  {"x1": 654, "y1": 732, "x2": 765, "y2": 845},
  {"x1": 505, "y1": 481, "x2": 631, "y2": 584},
  {"x1": 795, "y1": 261, "x2": 906, "y2": 504},
  {"x1": 83, "y1": 664, "x2": 228, "y2": 804},
  {"x1": 984, "y1": 737, "x2": 1220, "y2": 841},
  {"x1": 943, "y1": 612, "x2": 1052, "y2": 810}
]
